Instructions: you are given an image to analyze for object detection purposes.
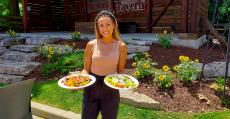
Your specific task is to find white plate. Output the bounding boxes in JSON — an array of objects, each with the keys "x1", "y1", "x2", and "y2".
[
  {"x1": 104, "y1": 74, "x2": 139, "y2": 90},
  {"x1": 58, "y1": 74, "x2": 96, "y2": 90}
]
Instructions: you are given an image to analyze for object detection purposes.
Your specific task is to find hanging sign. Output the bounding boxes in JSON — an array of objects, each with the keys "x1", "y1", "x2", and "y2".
[{"x1": 114, "y1": 0, "x2": 146, "y2": 12}]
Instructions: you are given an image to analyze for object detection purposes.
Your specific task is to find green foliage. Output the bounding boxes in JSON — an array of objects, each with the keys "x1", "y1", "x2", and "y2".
[
  {"x1": 154, "y1": 66, "x2": 174, "y2": 89},
  {"x1": 209, "y1": 0, "x2": 230, "y2": 23},
  {"x1": 132, "y1": 52, "x2": 146, "y2": 61},
  {"x1": 71, "y1": 31, "x2": 81, "y2": 40},
  {"x1": 5, "y1": 29, "x2": 16, "y2": 37},
  {"x1": 156, "y1": 31, "x2": 172, "y2": 49},
  {"x1": 41, "y1": 51, "x2": 84, "y2": 76},
  {"x1": 210, "y1": 77, "x2": 226, "y2": 92},
  {"x1": 132, "y1": 56, "x2": 157, "y2": 79},
  {"x1": 0, "y1": 83, "x2": 7, "y2": 88},
  {"x1": 174, "y1": 56, "x2": 200, "y2": 83},
  {"x1": 0, "y1": 0, "x2": 9, "y2": 16},
  {"x1": 39, "y1": 44, "x2": 75, "y2": 63},
  {"x1": 55, "y1": 52, "x2": 84, "y2": 74},
  {"x1": 41, "y1": 63, "x2": 57, "y2": 76}
]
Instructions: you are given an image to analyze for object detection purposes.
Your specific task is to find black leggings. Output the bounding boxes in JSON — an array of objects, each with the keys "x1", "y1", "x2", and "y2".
[{"x1": 81, "y1": 73, "x2": 120, "y2": 119}]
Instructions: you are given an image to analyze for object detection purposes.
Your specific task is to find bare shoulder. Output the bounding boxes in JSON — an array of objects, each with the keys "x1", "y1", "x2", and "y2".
[
  {"x1": 86, "y1": 39, "x2": 97, "y2": 48},
  {"x1": 118, "y1": 41, "x2": 127, "y2": 48}
]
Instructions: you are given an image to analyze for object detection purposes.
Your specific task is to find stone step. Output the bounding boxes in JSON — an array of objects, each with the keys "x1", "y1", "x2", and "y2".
[
  {"x1": 0, "y1": 51, "x2": 39, "y2": 61},
  {"x1": 0, "y1": 37, "x2": 27, "y2": 47},
  {"x1": 0, "y1": 74, "x2": 24, "y2": 84},
  {"x1": 127, "y1": 44, "x2": 150, "y2": 53},
  {"x1": 10, "y1": 45, "x2": 41, "y2": 53},
  {"x1": 26, "y1": 37, "x2": 60, "y2": 45},
  {"x1": 119, "y1": 90, "x2": 161, "y2": 109},
  {"x1": 126, "y1": 39, "x2": 153, "y2": 46},
  {"x1": 0, "y1": 60, "x2": 41, "y2": 76},
  {"x1": 0, "y1": 46, "x2": 8, "y2": 56}
]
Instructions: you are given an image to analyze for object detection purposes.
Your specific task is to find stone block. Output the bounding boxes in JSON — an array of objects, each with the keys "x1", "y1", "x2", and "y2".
[
  {"x1": 0, "y1": 60, "x2": 41, "y2": 75},
  {"x1": 0, "y1": 74, "x2": 24, "y2": 84},
  {"x1": 127, "y1": 45, "x2": 150, "y2": 53},
  {"x1": 0, "y1": 51, "x2": 39, "y2": 61},
  {"x1": 119, "y1": 90, "x2": 161, "y2": 109},
  {"x1": 10, "y1": 45, "x2": 41, "y2": 53}
]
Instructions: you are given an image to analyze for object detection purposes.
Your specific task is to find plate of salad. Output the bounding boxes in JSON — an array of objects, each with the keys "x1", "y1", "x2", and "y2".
[
  {"x1": 58, "y1": 74, "x2": 96, "y2": 89},
  {"x1": 104, "y1": 74, "x2": 139, "y2": 90}
]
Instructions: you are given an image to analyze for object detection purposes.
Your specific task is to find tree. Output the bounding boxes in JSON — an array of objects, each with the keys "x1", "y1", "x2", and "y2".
[{"x1": 9, "y1": 0, "x2": 20, "y2": 16}]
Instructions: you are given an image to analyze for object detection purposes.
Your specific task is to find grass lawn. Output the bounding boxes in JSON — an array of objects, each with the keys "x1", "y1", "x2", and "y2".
[{"x1": 32, "y1": 80, "x2": 230, "y2": 119}]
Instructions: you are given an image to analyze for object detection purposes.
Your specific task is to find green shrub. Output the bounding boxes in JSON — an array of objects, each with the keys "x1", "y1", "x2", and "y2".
[
  {"x1": 40, "y1": 51, "x2": 84, "y2": 76},
  {"x1": 132, "y1": 58, "x2": 157, "y2": 79},
  {"x1": 156, "y1": 30, "x2": 172, "y2": 49},
  {"x1": 154, "y1": 65, "x2": 174, "y2": 89},
  {"x1": 71, "y1": 31, "x2": 81, "y2": 40},
  {"x1": 174, "y1": 56, "x2": 200, "y2": 83}
]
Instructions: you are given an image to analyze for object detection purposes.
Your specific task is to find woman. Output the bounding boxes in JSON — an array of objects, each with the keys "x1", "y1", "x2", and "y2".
[{"x1": 81, "y1": 10, "x2": 127, "y2": 119}]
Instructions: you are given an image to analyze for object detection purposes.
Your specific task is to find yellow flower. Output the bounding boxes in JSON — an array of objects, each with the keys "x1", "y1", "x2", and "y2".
[
  {"x1": 49, "y1": 50, "x2": 54, "y2": 55},
  {"x1": 143, "y1": 52, "x2": 148, "y2": 55},
  {"x1": 48, "y1": 47, "x2": 53, "y2": 52},
  {"x1": 72, "y1": 43, "x2": 76, "y2": 46},
  {"x1": 164, "y1": 30, "x2": 167, "y2": 34},
  {"x1": 143, "y1": 52, "x2": 150, "y2": 57},
  {"x1": 173, "y1": 66, "x2": 178, "y2": 71},
  {"x1": 162, "y1": 65, "x2": 170, "y2": 72},
  {"x1": 145, "y1": 54, "x2": 151, "y2": 57},
  {"x1": 179, "y1": 56, "x2": 185, "y2": 61},
  {"x1": 159, "y1": 75, "x2": 165, "y2": 80},
  {"x1": 47, "y1": 55, "x2": 51, "y2": 59},
  {"x1": 143, "y1": 63, "x2": 150, "y2": 69},
  {"x1": 184, "y1": 56, "x2": 189, "y2": 62},
  {"x1": 195, "y1": 59, "x2": 199, "y2": 63},
  {"x1": 133, "y1": 71, "x2": 140, "y2": 76},
  {"x1": 132, "y1": 62, "x2": 137, "y2": 67}
]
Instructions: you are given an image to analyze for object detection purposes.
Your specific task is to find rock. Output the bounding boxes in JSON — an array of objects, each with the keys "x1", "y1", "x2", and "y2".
[
  {"x1": 0, "y1": 47, "x2": 8, "y2": 55},
  {"x1": 119, "y1": 90, "x2": 161, "y2": 109},
  {"x1": 10, "y1": 45, "x2": 41, "y2": 53},
  {"x1": 197, "y1": 93, "x2": 209, "y2": 103},
  {"x1": 126, "y1": 39, "x2": 153, "y2": 46},
  {"x1": 0, "y1": 51, "x2": 39, "y2": 61},
  {"x1": 127, "y1": 45, "x2": 150, "y2": 53},
  {"x1": 26, "y1": 37, "x2": 59, "y2": 45},
  {"x1": 127, "y1": 53, "x2": 136, "y2": 60},
  {"x1": 0, "y1": 37, "x2": 27, "y2": 47},
  {"x1": 0, "y1": 74, "x2": 24, "y2": 84},
  {"x1": 0, "y1": 60, "x2": 41, "y2": 76}
]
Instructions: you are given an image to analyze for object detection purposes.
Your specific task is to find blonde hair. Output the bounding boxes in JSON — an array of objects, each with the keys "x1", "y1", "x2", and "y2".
[{"x1": 95, "y1": 10, "x2": 121, "y2": 41}]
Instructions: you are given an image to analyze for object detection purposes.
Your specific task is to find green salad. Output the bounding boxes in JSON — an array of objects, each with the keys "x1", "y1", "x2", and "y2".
[{"x1": 104, "y1": 74, "x2": 137, "y2": 88}]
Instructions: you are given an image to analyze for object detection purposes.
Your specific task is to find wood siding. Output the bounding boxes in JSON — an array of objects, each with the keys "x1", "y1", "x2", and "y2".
[{"x1": 24, "y1": 0, "x2": 208, "y2": 34}]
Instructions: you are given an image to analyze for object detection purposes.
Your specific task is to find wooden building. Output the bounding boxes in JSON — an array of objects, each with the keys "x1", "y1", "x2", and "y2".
[{"x1": 22, "y1": 0, "x2": 208, "y2": 34}]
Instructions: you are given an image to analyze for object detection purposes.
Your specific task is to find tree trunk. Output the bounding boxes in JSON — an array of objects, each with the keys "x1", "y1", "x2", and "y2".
[{"x1": 9, "y1": 0, "x2": 20, "y2": 16}]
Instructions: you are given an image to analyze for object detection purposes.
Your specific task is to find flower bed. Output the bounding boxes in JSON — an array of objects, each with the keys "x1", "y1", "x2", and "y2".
[{"x1": 28, "y1": 39, "x2": 230, "y2": 112}]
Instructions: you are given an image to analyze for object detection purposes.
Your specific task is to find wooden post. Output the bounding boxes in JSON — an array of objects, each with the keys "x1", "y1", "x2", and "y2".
[
  {"x1": 146, "y1": 0, "x2": 152, "y2": 33},
  {"x1": 191, "y1": 0, "x2": 197, "y2": 33},
  {"x1": 180, "y1": 0, "x2": 188, "y2": 33},
  {"x1": 22, "y1": 0, "x2": 28, "y2": 32}
]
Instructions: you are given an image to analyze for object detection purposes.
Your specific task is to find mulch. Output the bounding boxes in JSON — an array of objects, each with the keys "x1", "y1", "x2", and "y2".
[{"x1": 29, "y1": 39, "x2": 230, "y2": 112}]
